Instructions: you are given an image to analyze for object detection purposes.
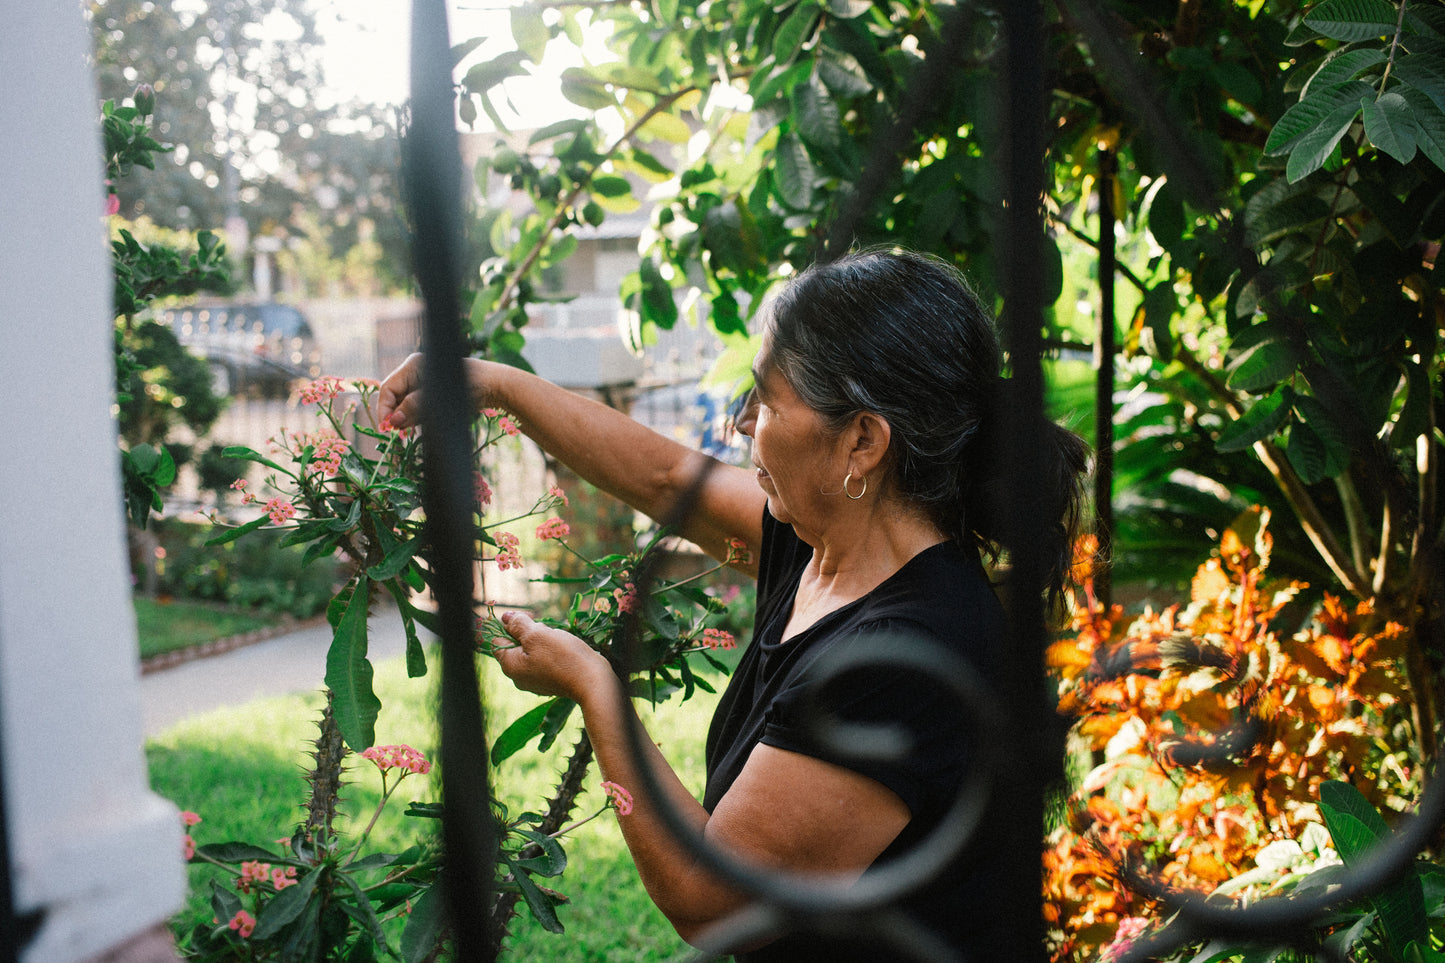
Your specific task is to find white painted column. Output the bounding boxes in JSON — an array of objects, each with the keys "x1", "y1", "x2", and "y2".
[{"x1": 0, "y1": 7, "x2": 185, "y2": 962}]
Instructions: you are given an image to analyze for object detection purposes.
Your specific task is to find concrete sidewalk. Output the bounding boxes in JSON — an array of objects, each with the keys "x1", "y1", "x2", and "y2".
[{"x1": 139, "y1": 604, "x2": 415, "y2": 737}]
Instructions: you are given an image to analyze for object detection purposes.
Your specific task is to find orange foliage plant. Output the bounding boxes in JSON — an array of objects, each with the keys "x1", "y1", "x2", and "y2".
[{"x1": 1044, "y1": 508, "x2": 1418, "y2": 961}]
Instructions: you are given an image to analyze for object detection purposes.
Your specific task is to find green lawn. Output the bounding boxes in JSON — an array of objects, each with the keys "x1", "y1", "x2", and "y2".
[
  {"x1": 146, "y1": 641, "x2": 725, "y2": 961},
  {"x1": 133, "y1": 596, "x2": 287, "y2": 660}
]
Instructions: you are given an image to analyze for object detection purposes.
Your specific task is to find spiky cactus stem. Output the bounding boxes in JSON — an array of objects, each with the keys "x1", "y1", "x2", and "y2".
[
  {"x1": 303, "y1": 689, "x2": 349, "y2": 850},
  {"x1": 487, "y1": 731, "x2": 595, "y2": 952}
]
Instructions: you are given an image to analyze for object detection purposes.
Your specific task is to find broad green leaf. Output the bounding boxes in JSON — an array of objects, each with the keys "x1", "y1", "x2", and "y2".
[
  {"x1": 1216, "y1": 385, "x2": 1293, "y2": 452},
  {"x1": 334, "y1": 871, "x2": 389, "y2": 947},
  {"x1": 251, "y1": 865, "x2": 323, "y2": 940},
  {"x1": 817, "y1": 47, "x2": 872, "y2": 98},
  {"x1": 1303, "y1": 47, "x2": 1388, "y2": 98},
  {"x1": 638, "y1": 110, "x2": 692, "y2": 144},
  {"x1": 1394, "y1": 54, "x2": 1445, "y2": 113},
  {"x1": 654, "y1": 0, "x2": 679, "y2": 24},
  {"x1": 401, "y1": 884, "x2": 446, "y2": 963},
  {"x1": 1319, "y1": 781, "x2": 1388, "y2": 855},
  {"x1": 367, "y1": 534, "x2": 422, "y2": 581},
  {"x1": 560, "y1": 68, "x2": 616, "y2": 110},
  {"x1": 510, "y1": 5, "x2": 549, "y2": 62},
  {"x1": 1292, "y1": 395, "x2": 1350, "y2": 476},
  {"x1": 793, "y1": 74, "x2": 841, "y2": 149},
  {"x1": 590, "y1": 174, "x2": 633, "y2": 198},
  {"x1": 637, "y1": 257, "x2": 679, "y2": 329},
  {"x1": 1286, "y1": 420, "x2": 1330, "y2": 483},
  {"x1": 325, "y1": 576, "x2": 382, "y2": 751},
  {"x1": 1266, "y1": 80, "x2": 1373, "y2": 155},
  {"x1": 221, "y1": 445, "x2": 287, "y2": 474},
  {"x1": 1399, "y1": 88, "x2": 1445, "y2": 170},
  {"x1": 461, "y1": 51, "x2": 530, "y2": 95},
  {"x1": 826, "y1": 0, "x2": 873, "y2": 17},
  {"x1": 774, "y1": 3, "x2": 821, "y2": 64},
  {"x1": 1393, "y1": 360, "x2": 1432, "y2": 446},
  {"x1": 204, "y1": 514, "x2": 268, "y2": 547},
  {"x1": 513, "y1": 828, "x2": 569, "y2": 877},
  {"x1": 529, "y1": 119, "x2": 589, "y2": 145},
  {"x1": 1304, "y1": 0, "x2": 1401, "y2": 41},
  {"x1": 490, "y1": 699, "x2": 557, "y2": 765},
  {"x1": 1286, "y1": 92, "x2": 1366, "y2": 182},
  {"x1": 194, "y1": 842, "x2": 281, "y2": 863},
  {"x1": 537, "y1": 697, "x2": 577, "y2": 752},
  {"x1": 1226, "y1": 336, "x2": 1299, "y2": 393},
  {"x1": 1362, "y1": 91, "x2": 1418, "y2": 164},
  {"x1": 774, "y1": 131, "x2": 816, "y2": 209},
  {"x1": 750, "y1": 59, "x2": 814, "y2": 105},
  {"x1": 506, "y1": 856, "x2": 565, "y2": 932}
]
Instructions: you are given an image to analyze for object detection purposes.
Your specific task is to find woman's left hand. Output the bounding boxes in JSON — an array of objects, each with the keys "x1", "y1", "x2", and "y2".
[{"x1": 493, "y1": 611, "x2": 613, "y2": 701}]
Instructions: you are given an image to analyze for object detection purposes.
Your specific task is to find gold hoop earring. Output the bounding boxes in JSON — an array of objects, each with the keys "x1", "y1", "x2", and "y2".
[{"x1": 843, "y1": 470, "x2": 867, "y2": 500}]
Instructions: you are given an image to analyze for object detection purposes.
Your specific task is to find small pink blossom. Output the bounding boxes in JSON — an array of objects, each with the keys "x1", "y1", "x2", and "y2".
[
  {"x1": 271, "y1": 866, "x2": 298, "y2": 890},
  {"x1": 613, "y1": 582, "x2": 639, "y2": 614},
  {"x1": 702, "y1": 628, "x2": 736, "y2": 650},
  {"x1": 601, "y1": 780, "x2": 634, "y2": 816},
  {"x1": 475, "y1": 473, "x2": 493, "y2": 510},
  {"x1": 183, "y1": 835, "x2": 196, "y2": 860},
  {"x1": 535, "y1": 517, "x2": 570, "y2": 541},
  {"x1": 237, "y1": 860, "x2": 271, "y2": 894},
  {"x1": 1099, "y1": 917, "x2": 1150, "y2": 962},
  {"x1": 105, "y1": 192, "x2": 120, "y2": 217},
  {"x1": 594, "y1": 596, "x2": 613, "y2": 615},
  {"x1": 306, "y1": 431, "x2": 349, "y2": 475},
  {"x1": 498, "y1": 415, "x2": 520, "y2": 437},
  {"x1": 299, "y1": 376, "x2": 346, "y2": 405},
  {"x1": 548, "y1": 485, "x2": 569, "y2": 506},
  {"x1": 265, "y1": 497, "x2": 296, "y2": 525},
  {"x1": 494, "y1": 531, "x2": 522, "y2": 571},
  {"x1": 725, "y1": 537, "x2": 752, "y2": 565},
  {"x1": 228, "y1": 909, "x2": 256, "y2": 938},
  {"x1": 379, "y1": 413, "x2": 404, "y2": 434},
  {"x1": 180, "y1": 810, "x2": 202, "y2": 827},
  {"x1": 360, "y1": 744, "x2": 433, "y2": 776}
]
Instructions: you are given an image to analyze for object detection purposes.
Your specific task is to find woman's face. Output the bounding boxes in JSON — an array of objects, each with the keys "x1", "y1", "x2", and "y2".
[{"x1": 735, "y1": 330, "x2": 848, "y2": 540}]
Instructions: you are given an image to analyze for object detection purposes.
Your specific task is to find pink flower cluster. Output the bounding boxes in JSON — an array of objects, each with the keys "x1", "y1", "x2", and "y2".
[
  {"x1": 613, "y1": 582, "x2": 639, "y2": 614},
  {"x1": 237, "y1": 859, "x2": 297, "y2": 894},
  {"x1": 701, "y1": 628, "x2": 736, "y2": 650},
  {"x1": 725, "y1": 537, "x2": 752, "y2": 565},
  {"x1": 494, "y1": 531, "x2": 522, "y2": 571},
  {"x1": 180, "y1": 810, "x2": 201, "y2": 860},
  {"x1": 475, "y1": 472, "x2": 493, "y2": 510},
  {"x1": 307, "y1": 431, "x2": 350, "y2": 475},
  {"x1": 230, "y1": 478, "x2": 256, "y2": 505},
  {"x1": 360, "y1": 744, "x2": 432, "y2": 776},
  {"x1": 536, "y1": 517, "x2": 570, "y2": 541},
  {"x1": 265, "y1": 497, "x2": 297, "y2": 525},
  {"x1": 1099, "y1": 917, "x2": 1150, "y2": 962},
  {"x1": 299, "y1": 376, "x2": 346, "y2": 405},
  {"x1": 600, "y1": 780, "x2": 634, "y2": 816},
  {"x1": 547, "y1": 485, "x2": 569, "y2": 506},
  {"x1": 228, "y1": 909, "x2": 256, "y2": 938},
  {"x1": 483, "y1": 408, "x2": 520, "y2": 437}
]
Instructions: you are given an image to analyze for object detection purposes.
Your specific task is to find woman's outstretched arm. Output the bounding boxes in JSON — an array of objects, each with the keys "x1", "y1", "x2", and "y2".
[
  {"x1": 377, "y1": 353, "x2": 765, "y2": 573},
  {"x1": 494, "y1": 611, "x2": 911, "y2": 947}
]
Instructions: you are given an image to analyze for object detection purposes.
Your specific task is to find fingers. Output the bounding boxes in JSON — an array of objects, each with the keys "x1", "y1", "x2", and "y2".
[{"x1": 377, "y1": 353, "x2": 423, "y2": 428}]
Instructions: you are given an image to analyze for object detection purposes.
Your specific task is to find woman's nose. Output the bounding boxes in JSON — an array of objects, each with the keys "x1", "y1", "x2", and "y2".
[{"x1": 734, "y1": 389, "x2": 758, "y2": 436}]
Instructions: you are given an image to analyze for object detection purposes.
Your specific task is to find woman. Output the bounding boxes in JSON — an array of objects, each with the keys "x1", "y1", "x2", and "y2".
[{"x1": 377, "y1": 248, "x2": 1089, "y2": 959}]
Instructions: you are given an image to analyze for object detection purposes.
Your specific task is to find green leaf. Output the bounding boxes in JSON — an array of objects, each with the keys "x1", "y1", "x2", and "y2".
[
  {"x1": 1266, "y1": 80, "x2": 1372, "y2": 155},
  {"x1": 204, "y1": 514, "x2": 269, "y2": 547},
  {"x1": 491, "y1": 699, "x2": 557, "y2": 765},
  {"x1": 1393, "y1": 360, "x2": 1432, "y2": 447},
  {"x1": 510, "y1": 5, "x2": 550, "y2": 62},
  {"x1": 773, "y1": 3, "x2": 821, "y2": 64},
  {"x1": 1216, "y1": 385, "x2": 1293, "y2": 452},
  {"x1": 506, "y1": 857, "x2": 565, "y2": 932},
  {"x1": 537, "y1": 697, "x2": 577, "y2": 753},
  {"x1": 221, "y1": 445, "x2": 288, "y2": 474},
  {"x1": 1304, "y1": 0, "x2": 1401, "y2": 42},
  {"x1": 334, "y1": 869, "x2": 389, "y2": 948},
  {"x1": 793, "y1": 74, "x2": 841, "y2": 150},
  {"x1": 590, "y1": 174, "x2": 633, "y2": 198},
  {"x1": 1226, "y1": 336, "x2": 1299, "y2": 393},
  {"x1": 1362, "y1": 91, "x2": 1418, "y2": 163},
  {"x1": 1305, "y1": 47, "x2": 1389, "y2": 97},
  {"x1": 461, "y1": 51, "x2": 530, "y2": 95},
  {"x1": 401, "y1": 883, "x2": 446, "y2": 963},
  {"x1": 367, "y1": 535, "x2": 422, "y2": 581},
  {"x1": 636, "y1": 257, "x2": 678, "y2": 329},
  {"x1": 1286, "y1": 420, "x2": 1330, "y2": 483},
  {"x1": 1393, "y1": 54, "x2": 1445, "y2": 113},
  {"x1": 194, "y1": 842, "x2": 281, "y2": 863},
  {"x1": 513, "y1": 828, "x2": 568, "y2": 877},
  {"x1": 325, "y1": 576, "x2": 382, "y2": 751},
  {"x1": 774, "y1": 131, "x2": 816, "y2": 209},
  {"x1": 251, "y1": 865, "x2": 324, "y2": 940},
  {"x1": 1292, "y1": 395, "x2": 1350, "y2": 476},
  {"x1": 1399, "y1": 88, "x2": 1445, "y2": 170}
]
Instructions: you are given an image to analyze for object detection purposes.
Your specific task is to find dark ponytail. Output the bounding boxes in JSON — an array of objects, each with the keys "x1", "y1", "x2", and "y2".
[{"x1": 765, "y1": 247, "x2": 1090, "y2": 607}]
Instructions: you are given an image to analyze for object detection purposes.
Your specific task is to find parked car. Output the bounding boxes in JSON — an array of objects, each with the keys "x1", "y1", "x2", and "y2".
[{"x1": 157, "y1": 302, "x2": 321, "y2": 397}]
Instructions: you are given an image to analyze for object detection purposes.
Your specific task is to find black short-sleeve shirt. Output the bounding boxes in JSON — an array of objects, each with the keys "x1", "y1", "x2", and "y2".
[{"x1": 702, "y1": 509, "x2": 1008, "y2": 961}]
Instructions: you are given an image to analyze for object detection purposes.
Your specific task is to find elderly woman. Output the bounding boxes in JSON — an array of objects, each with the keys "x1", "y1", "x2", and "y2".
[{"x1": 378, "y1": 248, "x2": 1089, "y2": 960}]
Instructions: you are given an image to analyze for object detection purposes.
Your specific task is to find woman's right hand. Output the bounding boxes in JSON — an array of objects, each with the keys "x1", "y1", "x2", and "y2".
[{"x1": 376, "y1": 353, "x2": 493, "y2": 430}]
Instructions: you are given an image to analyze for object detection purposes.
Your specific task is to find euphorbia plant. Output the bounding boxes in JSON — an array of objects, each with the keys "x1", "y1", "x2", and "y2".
[{"x1": 189, "y1": 375, "x2": 742, "y2": 955}]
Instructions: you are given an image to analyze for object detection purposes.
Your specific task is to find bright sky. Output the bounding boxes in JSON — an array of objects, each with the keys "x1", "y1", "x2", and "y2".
[{"x1": 315, "y1": 0, "x2": 602, "y2": 126}]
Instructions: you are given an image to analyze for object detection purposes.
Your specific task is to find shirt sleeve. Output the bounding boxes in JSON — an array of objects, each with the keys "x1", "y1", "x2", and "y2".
[{"x1": 758, "y1": 619, "x2": 974, "y2": 821}]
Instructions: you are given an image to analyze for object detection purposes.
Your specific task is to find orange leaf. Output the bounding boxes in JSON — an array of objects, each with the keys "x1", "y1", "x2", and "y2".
[{"x1": 1192, "y1": 559, "x2": 1232, "y2": 603}]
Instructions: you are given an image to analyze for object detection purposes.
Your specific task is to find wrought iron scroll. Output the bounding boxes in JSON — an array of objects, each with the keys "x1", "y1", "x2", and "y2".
[{"x1": 406, "y1": 3, "x2": 496, "y2": 960}]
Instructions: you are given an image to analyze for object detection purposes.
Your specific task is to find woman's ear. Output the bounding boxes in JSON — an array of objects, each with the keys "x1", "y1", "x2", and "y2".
[{"x1": 847, "y1": 412, "x2": 891, "y2": 476}]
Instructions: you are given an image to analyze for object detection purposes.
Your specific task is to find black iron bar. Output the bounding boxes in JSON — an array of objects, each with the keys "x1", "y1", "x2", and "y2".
[{"x1": 405, "y1": 3, "x2": 495, "y2": 959}]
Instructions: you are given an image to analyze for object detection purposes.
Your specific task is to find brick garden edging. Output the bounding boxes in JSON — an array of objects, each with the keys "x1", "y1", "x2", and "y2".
[{"x1": 139, "y1": 614, "x2": 329, "y2": 675}]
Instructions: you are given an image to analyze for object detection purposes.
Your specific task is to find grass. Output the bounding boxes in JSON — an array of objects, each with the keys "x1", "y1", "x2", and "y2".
[
  {"x1": 133, "y1": 596, "x2": 288, "y2": 659},
  {"x1": 146, "y1": 642, "x2": 729, "y2": 961}
]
